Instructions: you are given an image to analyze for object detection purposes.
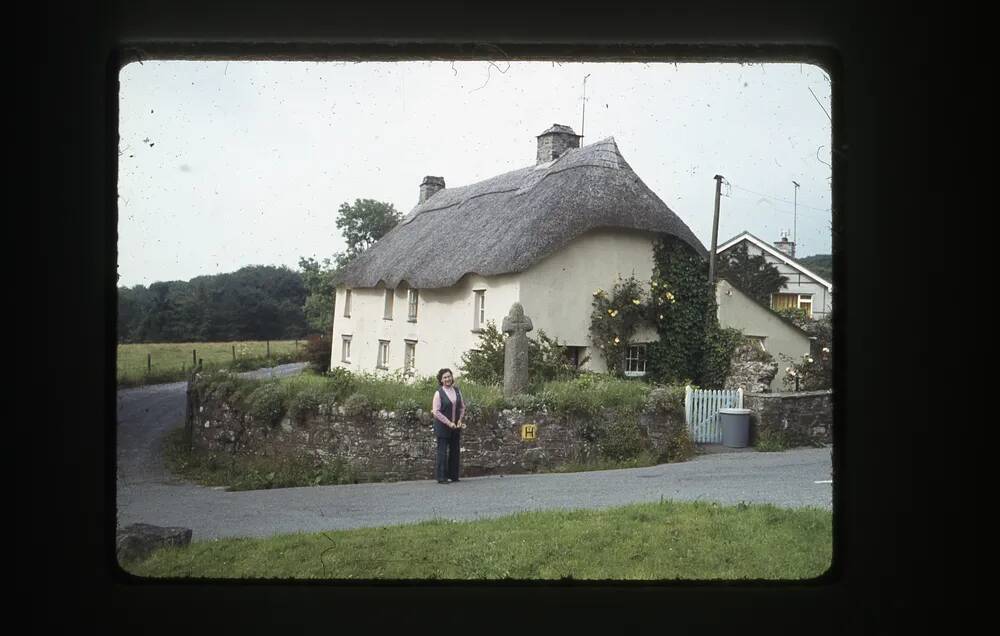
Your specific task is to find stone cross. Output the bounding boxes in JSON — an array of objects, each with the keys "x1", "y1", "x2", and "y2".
[{"x1": 502, "y1": 302, "x2": 534, "y2": 398}]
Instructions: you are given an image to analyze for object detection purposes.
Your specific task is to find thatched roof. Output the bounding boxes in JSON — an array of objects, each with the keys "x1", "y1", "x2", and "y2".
[{"x1": 336, "y1": 137, "x2": 707, "y2": 289}]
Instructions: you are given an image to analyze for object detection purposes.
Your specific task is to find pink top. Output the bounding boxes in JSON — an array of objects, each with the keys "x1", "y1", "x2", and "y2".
[{"x1": 431, "y1": 386, "x2": 465, "y2": 426}]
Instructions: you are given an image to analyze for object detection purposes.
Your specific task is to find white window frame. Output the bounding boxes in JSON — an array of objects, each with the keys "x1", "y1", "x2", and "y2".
[
  {"x1": 624, "y1": 344, "x2": 647, "y2": 376},
  {"x1": 341, "y1": 335, "x2": 352, "y2": 363},
  {"x1": 383, "y1": 289, "x2": 394, "y2": 320},
  {"x1": 377, "y1": 340, "x2": 390, "y2": 369},
  {"x1": 343, "y1": 289, "x2": 352, "y2": 318},
  {"x1": 473, "y1": 289, "x2": 486, "y2": 331},
  {"x1": 746, "y1": 335, "x2": 767, "y2": 352},
  {"x1": 797, "y1": 294, "x2": 814, "y2": 318},
  {"x1": 404, "y1": 340, "x2": 417, "y2": 373},
  {"x1": 408, "y1": 289, "x2": 419, "y2": 322}
]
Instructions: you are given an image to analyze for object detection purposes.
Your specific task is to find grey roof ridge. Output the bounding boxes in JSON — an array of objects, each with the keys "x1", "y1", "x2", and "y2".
[{"x1": 717, "y1": 230, "x2": 833, "y2": 290}]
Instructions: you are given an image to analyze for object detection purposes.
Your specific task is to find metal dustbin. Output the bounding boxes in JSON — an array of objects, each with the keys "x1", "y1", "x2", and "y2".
[{"x1": 719, "y1": 408, "x2": 752, "y2": 448}]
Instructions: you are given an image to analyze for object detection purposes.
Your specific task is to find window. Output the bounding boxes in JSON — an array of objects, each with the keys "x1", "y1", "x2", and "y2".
[
  {"x1": 771, "y1": 292, "x2": 814, "y2": 317},
  {"x1": 341, "y1": 335, "x2": 352, "y2": 363},
  {"x1": 404, "y1": 340, "x2": 417, "y2": 373},
  {"x1": 383, "y1": 289, "x2": 394, "y2": 319},
  {"x1": 473, "y1": 290, "x2": 485, "y2": 330},
  {"x1": 343, "y1": 289, "x2": 352, "y2": 317},
  {"x1": 746, "y1": 336, "x2": 767, "y2": 352},
  {"x1": 624, "y1": 344, "x2": 647, "y2": 376},
  {"x1": 377, "y1": 340, "x2": 390, "y2": 369},
  {"x1": 408, "y1": 289, "x2": 419, "y2": 322}
]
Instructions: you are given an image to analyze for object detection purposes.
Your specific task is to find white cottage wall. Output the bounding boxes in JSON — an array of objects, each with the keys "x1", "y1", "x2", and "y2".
[
  {"x1": 517, "y1": 228, "x2": 660, "y2": 374},
  {"x1": 331, "y1": 274, "x2": 520, "y2": 378}
]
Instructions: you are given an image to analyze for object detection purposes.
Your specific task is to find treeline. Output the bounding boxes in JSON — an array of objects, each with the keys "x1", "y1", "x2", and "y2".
[
  {"x1": 118, "y1": 265, "x2": 311, "y2": 343},
  {"x1": 796, "y1": 254, "x2": 832, "y2": 282}
]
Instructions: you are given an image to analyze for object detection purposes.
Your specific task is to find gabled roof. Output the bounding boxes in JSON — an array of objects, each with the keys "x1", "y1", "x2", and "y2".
[
  {"x1": 335, "y1": 137, "x2": 707, "y2": 289},
  {"x1": 716, "y1": 231, "x2": 833, "y2": 292}
]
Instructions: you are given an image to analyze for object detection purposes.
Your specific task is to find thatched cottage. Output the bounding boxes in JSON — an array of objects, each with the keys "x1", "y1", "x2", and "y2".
[{"x1": 331, "y1": 124, "x2": 707, "y2": 377}]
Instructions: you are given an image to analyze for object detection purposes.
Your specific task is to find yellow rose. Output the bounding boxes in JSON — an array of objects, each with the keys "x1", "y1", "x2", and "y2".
[{"x1": 632, "y1": 299, "x2": 641, "y2": 305}]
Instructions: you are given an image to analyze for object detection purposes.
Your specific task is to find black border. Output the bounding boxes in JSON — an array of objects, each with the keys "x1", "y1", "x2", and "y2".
[{"x1": 40, "y1": 1, "x2": 926, "y2": 632}]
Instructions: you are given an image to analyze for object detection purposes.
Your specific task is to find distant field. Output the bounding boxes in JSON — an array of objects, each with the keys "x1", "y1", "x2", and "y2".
[{"x1": 117, "y1": 340, "x2": 307, "y2": 387}]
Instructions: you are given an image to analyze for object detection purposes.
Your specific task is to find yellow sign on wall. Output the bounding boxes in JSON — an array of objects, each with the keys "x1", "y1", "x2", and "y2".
[{"x1": 521, "y1": 424, "x2": 537, "y2": 441}]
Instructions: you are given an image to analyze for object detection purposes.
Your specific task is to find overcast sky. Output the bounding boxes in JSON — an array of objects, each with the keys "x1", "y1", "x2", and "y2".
[{"x1": 117, "y1": 60, "x2": 832, "y2": 288}]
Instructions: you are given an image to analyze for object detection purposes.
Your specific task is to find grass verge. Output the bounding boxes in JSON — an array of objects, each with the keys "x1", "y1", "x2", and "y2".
[{"x1": 123, "y1": 499, "x2": 832, "y2": 580}]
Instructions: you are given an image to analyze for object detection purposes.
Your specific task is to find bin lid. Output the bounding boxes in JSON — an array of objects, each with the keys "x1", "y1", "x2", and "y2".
[{"x1": 718, "y1": 408, "x2": 752, "y2": 415}]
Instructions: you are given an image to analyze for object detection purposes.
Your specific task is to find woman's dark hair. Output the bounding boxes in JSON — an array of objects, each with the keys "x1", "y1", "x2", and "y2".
[{"x1": 436, "y1": 368, "x2": 453, "y2": 386}]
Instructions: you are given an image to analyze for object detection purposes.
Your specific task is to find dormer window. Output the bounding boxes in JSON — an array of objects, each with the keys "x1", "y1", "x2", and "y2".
[
  {"x1": 408, "y1": 289, "x2": 419, "y2": 322},
  {"x1": 383, "y1": 289, "x2": 394, "y2": 320},
  {"x1": 473, "y1": 290, "x2": 486, "y2": 331}
]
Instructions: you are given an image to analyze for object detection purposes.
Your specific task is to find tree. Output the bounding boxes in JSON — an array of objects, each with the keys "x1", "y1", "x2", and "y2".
[
  {"x1": 298, "y1": 256, "x2": 341, "y2": 335},
  {"x1": 715, "y1": 242, "x2": 788, "y2": 306},
  {"x1": 335, "y1": 199, "x2": 402, "y2": 259}
]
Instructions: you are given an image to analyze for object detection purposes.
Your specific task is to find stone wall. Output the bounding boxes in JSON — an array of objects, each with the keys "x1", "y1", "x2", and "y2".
[
  {"x1": 743, "y1": 390, "x2": 833, "y2": 446},
  {"x1": 187, "y1": 381, "x2": 688, "y2": 481},
  {"x1": 725, "y1": 342, "x2": 778, "y2": 394}
]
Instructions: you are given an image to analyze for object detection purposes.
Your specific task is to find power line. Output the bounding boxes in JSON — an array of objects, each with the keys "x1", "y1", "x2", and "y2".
[{"x1": 727, "y1": 182, "x2": 831, "y2": 214}]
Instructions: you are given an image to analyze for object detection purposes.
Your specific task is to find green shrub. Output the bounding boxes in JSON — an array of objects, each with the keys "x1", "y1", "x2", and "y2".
[
  {"x1": 245, "y1": 382, "x2": 287, "y2": 427},
  {"x1": 459, "y1": 321, "x2": 580, "y2": 386},
  {"x1": 343, "y1": 393, "x2": 372, "y2": 417},
  {"x1": 287, "y1": 385, "x2": 328, "y2": 424},
  {"x1": 394, "y1": 398, "x2": 422, "y2": 422},
  {"x1": 324, "y1": 367, "x2": 357, "y2": 401},
  {"x1": 700, "y1": 326, "x2": 745, "y2": 389},
  {"x1": 507, "y1": 393, "x2": 547, "y2": 412}
]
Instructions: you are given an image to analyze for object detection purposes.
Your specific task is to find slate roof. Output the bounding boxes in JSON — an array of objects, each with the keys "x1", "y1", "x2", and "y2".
[{"x1": 336, "y1": 137, "x2": 707, "y2": 289}]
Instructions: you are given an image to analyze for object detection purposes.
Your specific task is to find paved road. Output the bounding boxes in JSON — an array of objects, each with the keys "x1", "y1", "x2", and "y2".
[{"x1": 117, "y1": 364, "x2": 833, "y2": 541}]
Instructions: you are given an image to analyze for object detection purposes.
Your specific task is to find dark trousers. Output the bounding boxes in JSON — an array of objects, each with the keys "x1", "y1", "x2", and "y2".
[{"x1": 436, "y1": 431, "x2": 461, "y2": 481}]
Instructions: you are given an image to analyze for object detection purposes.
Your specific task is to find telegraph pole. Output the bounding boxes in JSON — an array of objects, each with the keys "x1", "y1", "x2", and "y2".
[
  {"x1": 581, "y1": 74, "x2": 591, "y2": 138},
  {"x1": 709, "y1": 174, "x2": 724, "y2": 284},
  {"x1": 792, "y1": 180, "x2": 800, "y2": 258}
]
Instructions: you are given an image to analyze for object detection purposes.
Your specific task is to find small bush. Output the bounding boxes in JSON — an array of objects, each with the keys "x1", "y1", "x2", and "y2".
[
  {"x1": 245, "y1": 382, "x2": 287, "y2": 427},
  {"x1": 343, "y1": 393, "x2": 372, "y2": 417},
  {"x1": 507, "y1": 393, "x2": 547, "y2": 412},
  {"x1": 287, "y1": 385, "x2": 327, "y2": 424},
  {"x1": 324, "y1": 367, "x2": 357, "y2": 401},
  {"x1": 394, "y1": 398, "x2": 422, "y2": 422},
  {"x1": 303, "y1": 335, "x2": 333, "y2": 373}
]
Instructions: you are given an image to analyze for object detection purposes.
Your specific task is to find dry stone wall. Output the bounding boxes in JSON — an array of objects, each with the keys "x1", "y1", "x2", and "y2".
[
  {"x1": 187, "y1": 382, "x2": 688, "y2": 481},
  {"x1": 743, "y1": 390, "x2": 833, "y2": 446}
]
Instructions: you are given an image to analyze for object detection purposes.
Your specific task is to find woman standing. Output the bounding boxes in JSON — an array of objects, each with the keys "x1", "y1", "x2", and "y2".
[{"x1": 431, "y1": 368, "x2": 465, "y2": 484}]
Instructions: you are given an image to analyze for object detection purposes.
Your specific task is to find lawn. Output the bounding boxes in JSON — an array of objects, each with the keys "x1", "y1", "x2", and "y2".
[
  {"x1": 123, "y1": 499, "x2": 832, "y2": 580},
  {"x1": 117, "y1": 340, "x2": 306, "y2": 387}
]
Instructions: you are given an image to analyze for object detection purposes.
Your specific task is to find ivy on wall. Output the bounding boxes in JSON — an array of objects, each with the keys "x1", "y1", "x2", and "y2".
[{"x1": 587, "y1": 236, "x2": 742, "y2": 388}]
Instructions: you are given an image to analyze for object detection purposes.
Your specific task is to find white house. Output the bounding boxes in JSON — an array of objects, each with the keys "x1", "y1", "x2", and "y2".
[
  {"x1": 715, "y1": 231, "x2": 833, "y2": 320},
  {"x1": 330, "y1": 124, "x2": 707, "y2": 378}
]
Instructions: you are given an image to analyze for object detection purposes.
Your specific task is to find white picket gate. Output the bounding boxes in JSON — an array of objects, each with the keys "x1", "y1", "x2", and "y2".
[{"x1": 684, "y1": 386, "x2": 744, "y2": 443}]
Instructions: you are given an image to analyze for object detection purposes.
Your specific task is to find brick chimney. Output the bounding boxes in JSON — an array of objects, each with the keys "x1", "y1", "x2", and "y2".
[
  {"x1": 419, "y1": 176, "x2": 445, "y2": 204},
  {"x1": 536, "y1": 124, "x2": 582, "y2": 164},
  {"x1": 774, "y1": 232, "x2": 796, "y2": 258}
]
